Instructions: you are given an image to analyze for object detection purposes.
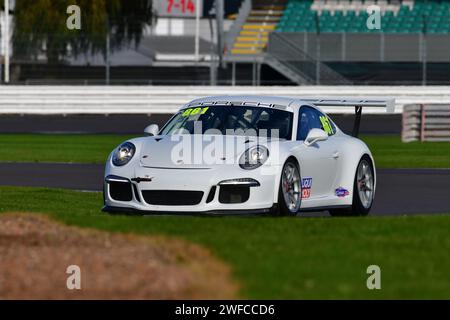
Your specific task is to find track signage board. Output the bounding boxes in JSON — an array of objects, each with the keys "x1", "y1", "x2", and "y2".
[{"x1": 154, "y1": 0, "x2": 203, "y2": 18}]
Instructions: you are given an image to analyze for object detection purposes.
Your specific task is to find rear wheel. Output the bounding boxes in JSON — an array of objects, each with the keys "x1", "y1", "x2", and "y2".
[
  {"x1": 329, "y1": 155, "x2": 374, "y2": 217},
  {"x1": 275, "y1": 159, "x2": 301, "y2": 216}
]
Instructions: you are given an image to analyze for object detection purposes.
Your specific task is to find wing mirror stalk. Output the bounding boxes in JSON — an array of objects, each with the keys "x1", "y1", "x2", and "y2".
[{"x1": 304, "y1": 128, "x2": 328, "y2": 146}]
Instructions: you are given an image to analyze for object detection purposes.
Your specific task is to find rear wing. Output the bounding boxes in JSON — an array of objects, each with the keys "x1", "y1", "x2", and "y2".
[{"x1": 302, "y1": 98, "x2": 396, "y2": 137}]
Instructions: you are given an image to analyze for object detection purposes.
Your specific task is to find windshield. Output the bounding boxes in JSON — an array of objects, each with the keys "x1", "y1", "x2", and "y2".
[{"x1": 160, "y1": 106, "x2": 293, "y2": 140}]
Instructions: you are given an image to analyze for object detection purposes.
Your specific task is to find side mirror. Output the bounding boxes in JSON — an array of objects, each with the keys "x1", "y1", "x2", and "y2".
[
  {"x1": 304, "y1": 128, "x2": 328, "y2": 146},
  {"x1": 144, "y1": 124, "x2": 159, "y2": 136}
]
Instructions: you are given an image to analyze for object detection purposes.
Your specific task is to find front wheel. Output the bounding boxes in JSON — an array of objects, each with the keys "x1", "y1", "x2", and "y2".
[
  {"x1": 274, "y1": 159, "x2": 302, "y2": 216},
  {"x1": 329, "y1": 155, "x2": 375, "y2": 217}
]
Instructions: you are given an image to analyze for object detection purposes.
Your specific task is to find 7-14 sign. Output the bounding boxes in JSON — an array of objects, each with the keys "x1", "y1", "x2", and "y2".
[{"x1": 154, "y1": 0, "x2": 203, "y2": 18}]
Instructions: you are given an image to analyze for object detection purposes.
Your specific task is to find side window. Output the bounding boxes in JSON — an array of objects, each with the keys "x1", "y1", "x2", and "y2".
[{"x1": 297, "y1": 106, "x2": 335, "y2": 141}]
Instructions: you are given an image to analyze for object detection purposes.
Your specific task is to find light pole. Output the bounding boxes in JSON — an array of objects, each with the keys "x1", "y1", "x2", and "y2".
[
  {"x1": 195, "y1": 0, "x2": 200, "y2": 61},
  {"x1": 422, "y1": 14, "x2": 427, "y2": 86},
  {"x1": 315, "y1": 12, "x2": 320, "y2": 85},
  {"x1": 106, "y1": 23, "x2": 110, "y2": 85},
  {"x1": 208, "y1": 17, "x2": 216, "y2": 85},
  {"x1": 215, "y1": 0, "x2": 224, "y2": 68},
  {"x1": 4, "y1": 0, "x2": 10, "y2": 83}
]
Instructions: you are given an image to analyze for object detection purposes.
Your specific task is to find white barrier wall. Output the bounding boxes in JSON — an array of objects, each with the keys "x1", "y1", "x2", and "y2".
[
  {"x1": 1, "y1": 85, "x2": 450, "y2": 115},
  {"x1": 402, "y1": 104, "x2": 450, "y2": 142}
]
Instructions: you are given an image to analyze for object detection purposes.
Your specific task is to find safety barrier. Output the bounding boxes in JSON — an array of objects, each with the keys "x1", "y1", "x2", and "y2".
[
  {"x1": 402, "y1": 104, "x2": 450, "y2": 142},
  {"x1": 1, "y1": 85, "x2": 450, "y2": 115}
]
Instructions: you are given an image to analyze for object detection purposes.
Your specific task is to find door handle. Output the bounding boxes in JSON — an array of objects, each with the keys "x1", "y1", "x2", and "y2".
[{"x1": 332, "y1": 151, "x2": 340, "y2": 159}]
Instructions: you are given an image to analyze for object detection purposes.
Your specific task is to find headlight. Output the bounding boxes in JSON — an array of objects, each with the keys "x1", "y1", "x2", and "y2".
[
  {"x1": 239, "y1": 146, "x2": 269, "y2": 170},
  {"x1": 112, "y1": 142, "x2": 136, "y2": 166}
]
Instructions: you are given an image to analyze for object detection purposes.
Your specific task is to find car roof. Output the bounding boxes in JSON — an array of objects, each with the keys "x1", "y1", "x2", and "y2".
[{"x1": 183, "y1": 95, "x2": 315, "y2": 113}]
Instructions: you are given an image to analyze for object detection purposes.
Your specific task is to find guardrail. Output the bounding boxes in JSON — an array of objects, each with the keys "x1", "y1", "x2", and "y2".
[
  {"x1": 1, "y1": 85, "x2": 450, "y2": 115},
  {"x1": 402, "y1": 104, "x2": 450, "y2": 142}
]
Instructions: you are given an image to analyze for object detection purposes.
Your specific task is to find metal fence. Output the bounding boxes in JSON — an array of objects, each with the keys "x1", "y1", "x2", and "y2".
[
  {"x1": 266, "y1": 32, "x2": 352, "y2": 85},
  {"x1": 402, "y1": 104, "x2": 450, "y2": 142},
  {"x1": 273, "y1": 32, "x2": 450, "y2": 63}
]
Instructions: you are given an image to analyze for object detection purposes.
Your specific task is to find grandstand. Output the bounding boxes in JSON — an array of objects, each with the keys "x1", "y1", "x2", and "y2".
[
  {"x1": 226, "y1": 0, "x2": 450, "y2": 85},
  {"x1": 276, "y1": 0, "x2": 450, "y2": 34},
  {"x1": 230, "y1": 0, "x2": 450, "y2": 58},
  {"x1": 3, "y1": 0, "x2": 450, "y2": 85},
  {"x1": 230, "y1": 0, "x2": 288, "y2": 55}
]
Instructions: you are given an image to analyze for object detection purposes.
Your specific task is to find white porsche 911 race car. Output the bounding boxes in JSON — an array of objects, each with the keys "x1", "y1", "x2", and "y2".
[{"x1": 103, "y1": 95, "x2": 394, "y2": 216}]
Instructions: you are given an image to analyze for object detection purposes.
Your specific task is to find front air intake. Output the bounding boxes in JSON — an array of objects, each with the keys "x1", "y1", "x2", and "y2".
[
  {"x1": 219, "y1": 186, "x2": 250, "y2": 204},
  {"x1": 142, "y1": 190, "x2": 204, "y2": 206},
  {"x1": 109, "y1": 181, "x2": 133, "y2": 202}
]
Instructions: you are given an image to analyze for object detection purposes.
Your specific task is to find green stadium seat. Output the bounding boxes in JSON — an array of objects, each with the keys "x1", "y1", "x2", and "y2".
[
  {"x1": 427, "y1": 28, "x2": 440, "y2": 34},
  {"x1": 277, "y1": 0, "x2": 450, "y2": 35},
  {"x1": 345, "y1": 11, "x2": 356, "y2": 17}
]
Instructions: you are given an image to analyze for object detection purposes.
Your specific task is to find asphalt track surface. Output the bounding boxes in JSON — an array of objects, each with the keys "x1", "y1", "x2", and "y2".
[{"x1": 1, "y1": 162, "x2": 449, "y2": 216}]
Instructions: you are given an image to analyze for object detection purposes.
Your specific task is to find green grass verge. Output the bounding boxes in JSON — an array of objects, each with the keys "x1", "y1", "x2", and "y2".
[
  {"x1": 1, "y1": 134, "x2": 450, "y2": 168},
  {"x1": 363, "y1": 135, "x2": 450, "y2": 168},
  {"x1": 0, "y1": 134, "x2": 135, "y2": 164},
  {"x1": 1, "y1": 186, "x2": 450, "y2": 299}
]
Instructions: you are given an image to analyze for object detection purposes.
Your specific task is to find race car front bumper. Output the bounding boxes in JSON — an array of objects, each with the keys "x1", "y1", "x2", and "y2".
[{"x1": 103, "y1": 164, "x2": 280, "y2": 214}]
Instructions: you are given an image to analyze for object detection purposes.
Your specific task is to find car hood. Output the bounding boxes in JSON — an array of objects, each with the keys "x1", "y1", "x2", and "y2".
[{"x1": 139, "y1": 134, "x2": 280, "y2": 168}]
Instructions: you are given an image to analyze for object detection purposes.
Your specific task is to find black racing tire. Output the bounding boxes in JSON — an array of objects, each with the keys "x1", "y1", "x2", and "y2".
[
  {"x1": 329, "y1": 155, "x2": 374, "y2": 217},
  {"x1": 273, "y1": 159, "x2": 302, "y2": 216}
]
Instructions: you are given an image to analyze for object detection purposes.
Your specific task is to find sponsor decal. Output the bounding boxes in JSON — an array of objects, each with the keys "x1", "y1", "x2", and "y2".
[
  {"x1": 302, "y1": 189, "x2": 311, "y2": 199},
  {"x1": 301, "y1": 177, "x2": 312, "y2": 199},
  {"x1": 131, "y1": 176, "x2": 154, "y2": 183},
  {"x1": 319, "y1": 115, "x2": 334, "y2": 135},
  {"x1": 181, "y1": 107, "x2": 209, "y2": 117},
  {"x1": 335, "y1": 187, "x2": 350, "y2": 198}
]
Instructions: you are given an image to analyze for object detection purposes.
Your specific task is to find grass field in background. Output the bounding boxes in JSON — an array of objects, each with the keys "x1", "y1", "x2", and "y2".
[
  {"x1": 0, "y1": 134, "x2": 449, "y2": 168},
  {"x1": 1, "y1": 185, "x2": 450, "y2": 299},
  {"x1": 362, "y1": 135, "x2": 450, "y2": 168},
  {"x1": 0, "y1": 134, "x2": 135, "y2": 164}
]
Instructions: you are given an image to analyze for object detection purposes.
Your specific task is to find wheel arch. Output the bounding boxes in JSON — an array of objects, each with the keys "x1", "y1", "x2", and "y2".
[
  {"x1": 335, "y1": 138, "x2": 377, "y2": 201},
  {"x1": 357, "y1": 153, "x2": 376, "y2": 197},
  {"x1": 272, "y1": 154, "x2": 302, "y2": 205}
]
